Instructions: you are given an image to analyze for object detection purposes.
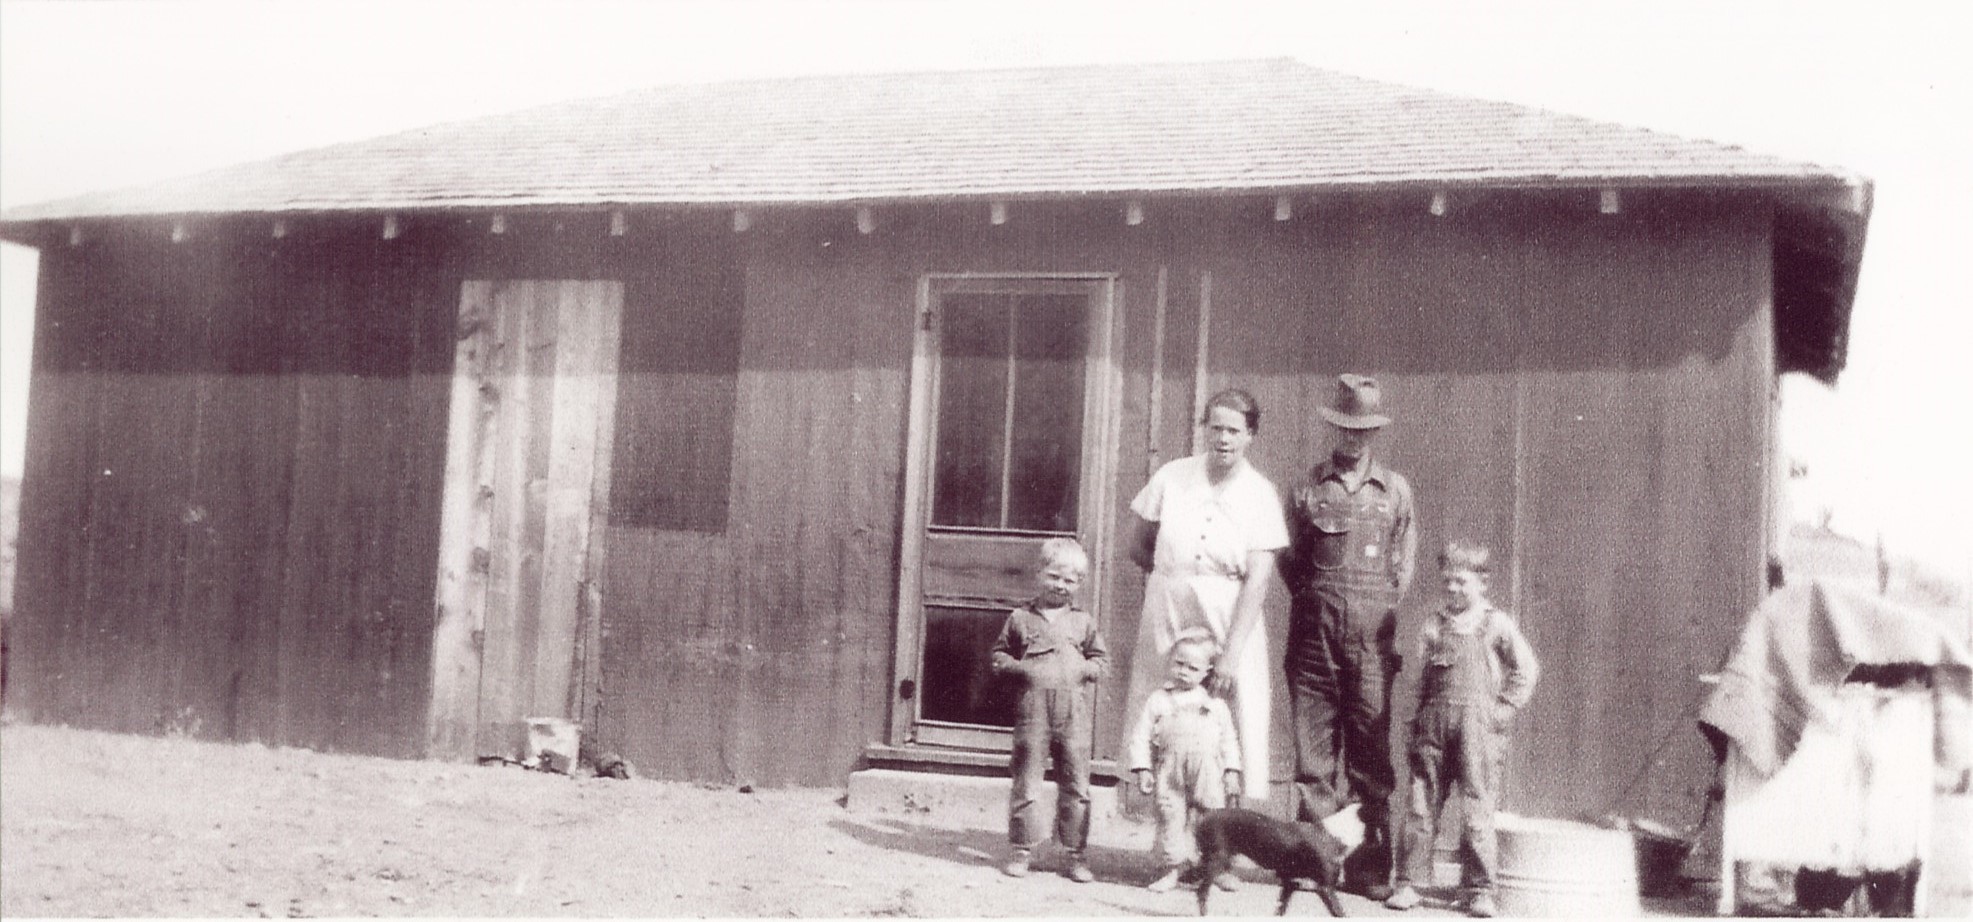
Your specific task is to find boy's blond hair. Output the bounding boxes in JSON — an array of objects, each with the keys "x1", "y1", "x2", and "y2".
[
  {"x1": 1169, "y1": 631, "x2": 1221, "y2": 664},
  {"x1": 1038, "y1": 536, "x2": 1090, "y2": 575},
  {"x1": 1438, "y1": 539, "x2": 1492, "y2": 574}
]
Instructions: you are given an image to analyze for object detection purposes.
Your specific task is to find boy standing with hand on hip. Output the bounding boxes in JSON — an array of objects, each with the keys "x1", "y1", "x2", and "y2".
[
  {"x1": 992, "y1": 537, "x2": 1109, "y2": 883},
  {"x1": 1385, "y1": 540, "x2": 1538, "y2": 918}
]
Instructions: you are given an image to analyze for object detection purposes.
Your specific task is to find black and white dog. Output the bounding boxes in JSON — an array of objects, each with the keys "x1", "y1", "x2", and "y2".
[{"x1": 1192, "y1": 805, "x2": 1362, "y2": 916}]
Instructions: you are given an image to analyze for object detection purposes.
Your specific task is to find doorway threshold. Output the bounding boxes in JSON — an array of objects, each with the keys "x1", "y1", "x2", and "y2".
[{"x1": 862, "y1": 743, "x2": 1122, "y2": 783}]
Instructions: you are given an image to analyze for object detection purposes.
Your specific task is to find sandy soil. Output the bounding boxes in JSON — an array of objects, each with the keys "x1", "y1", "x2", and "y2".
[{"x1": 2, "y1": 722, "x2": 1464, "y2": 918}]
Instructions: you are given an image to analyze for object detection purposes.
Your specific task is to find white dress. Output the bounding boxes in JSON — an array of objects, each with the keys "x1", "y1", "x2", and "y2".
[{"x1": 1125, "y1": 455, "x2": 1290, "y2": 801}]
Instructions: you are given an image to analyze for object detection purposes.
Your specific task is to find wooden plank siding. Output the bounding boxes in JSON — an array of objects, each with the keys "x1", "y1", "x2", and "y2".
[
  {"x1": 1175, "y1": 196, "x2": 1773, "y2": 822},
  {"x1": 600, "y1": 218, "x2": 904, "y2": 784},
  {"x1": 11, "y1": 195, "x2": 1774, "y2": 825},
  {"x1": 428, "y1": 280, "x2": 497, "y2": 759},
  {"x1": 13, "y1": 221, "x2": 454, "y2": 756}
]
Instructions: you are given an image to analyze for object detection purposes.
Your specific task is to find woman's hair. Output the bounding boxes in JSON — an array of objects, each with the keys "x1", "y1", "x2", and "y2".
[
  {"x1": 1169, "y1": 630, "x2": 1221, "y2": 663},
  {"x1": 1038, "y1": 536, "x2": 1089, "y2": 575},
  {"x1": 1200, "y1": 388, "x2": 1262, "y2": 434},
  {"x1": 1438, "y1": 539, "x2": 1493, "y2": 574}
]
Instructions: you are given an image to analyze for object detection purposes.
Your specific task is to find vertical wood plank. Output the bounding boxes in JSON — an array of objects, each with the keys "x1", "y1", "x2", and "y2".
[
  {"x1": 265, "y1": 239, "x2": 308, "y2": 747},
  {"x1": 536, "y1": 281, "x2": 602, "y2": 719},
  {"x1": 1146, "y1": 266, "x2": 1167, "y2": 480},
  {"x1": 575, "y1": 281, "x2": 623, "y2": 731},
  {"x1": 889, "y1": 275, "x2": 937, "y2": 746},
  {"x1": 229, "y1": 239, "x2": 295, "y2": 747},
  {"x1": 847, "y1": 253, "x2": 909, "y2": 759},
  {"x1": 463, "y1": 282, "x2": 502, "y2": 746},
  {"x1": 429, "y1": 280, "x2": 494, "y2": 758},
  {"x1": 515, "y1": 285, "x2": 557, "y2": 722},
  {"x1": 1082, "y1": 277, "x2": 1123, "y2": 758},
  {"x1": 790, "y1": 246, "x2": 859, "y2": 774},
  {"x1": 1189, "y1": 270, "x2": 1211, "y2": 456},
  {"x1": 173, "y1": 232, "x2": 246, "y2": 742},
  {"x1": 478, "y1": 280, "x2": 535, "y2": 755}
]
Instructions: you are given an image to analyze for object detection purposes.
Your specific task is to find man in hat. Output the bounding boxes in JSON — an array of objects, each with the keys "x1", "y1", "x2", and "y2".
[{"x1": 1280, "y1": 373, "x2": 1417, "y2": 900}]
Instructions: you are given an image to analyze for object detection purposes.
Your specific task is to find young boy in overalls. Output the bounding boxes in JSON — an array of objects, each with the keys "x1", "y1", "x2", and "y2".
[
  {"x1": 991, "y1": 537, "x2": 1110, "y2": 882},
  {"x1": 1385, "y1": 540, "x2": 1538, "y2": 918},
  {"x1": 1127, "y1": 631, "x2": 1244, "y2": 892}
]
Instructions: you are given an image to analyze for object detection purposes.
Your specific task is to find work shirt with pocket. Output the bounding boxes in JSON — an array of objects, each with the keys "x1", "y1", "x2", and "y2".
[
  {"x1": 992, "y1": 602, "x2": 1109, "y2": 690},
  {"x1": 1282, "y1": 457, "x2": 1418, "y2": 605}
]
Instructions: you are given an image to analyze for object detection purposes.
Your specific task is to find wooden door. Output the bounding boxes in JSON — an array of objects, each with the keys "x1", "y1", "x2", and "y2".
[
  {"x1": 429, "y1": 280, "x2": 622, "y2": 761},
  {"x1": 892, "y1": 276, "x2": 1118, "y2": 751}
]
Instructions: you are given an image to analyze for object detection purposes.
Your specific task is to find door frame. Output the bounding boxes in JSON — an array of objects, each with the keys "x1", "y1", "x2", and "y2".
[{"x1": 887, "y1": 272, "x2": 1123, "y2": 748}]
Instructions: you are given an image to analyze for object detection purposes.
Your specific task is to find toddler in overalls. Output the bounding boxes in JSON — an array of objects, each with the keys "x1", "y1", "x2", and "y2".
[
  {"x1": 1385, "y1": 540, "x2": 1538, "y2": 918},
  {"x1": 992, "y1": 537, "x2": 1109, "y2": 883},
  {"x1": 1128, "y1": 631, "x2": 1244, "y2": 892}
]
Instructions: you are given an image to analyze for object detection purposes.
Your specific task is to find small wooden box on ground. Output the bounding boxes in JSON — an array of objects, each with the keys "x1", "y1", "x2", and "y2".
[{"x1": 524, "y1": 717, "x2": 580, "y2": 773}]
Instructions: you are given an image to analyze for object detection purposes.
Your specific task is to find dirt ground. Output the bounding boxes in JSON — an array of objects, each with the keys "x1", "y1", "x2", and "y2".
[{"x1": 3, "y1": 722, "x2": 1492, "y2": 918}]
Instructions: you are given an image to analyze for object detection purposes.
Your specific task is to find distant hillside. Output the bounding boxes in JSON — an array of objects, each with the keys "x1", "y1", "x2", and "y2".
[{"x1": 1782, "y1": 522, "x2": 1969, "y2": 635}]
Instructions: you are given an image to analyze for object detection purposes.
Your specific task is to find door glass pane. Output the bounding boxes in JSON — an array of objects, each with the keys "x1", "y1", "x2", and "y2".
[
  {"x1": 931, "y1": 295, "x2": 1008, "y2": 528},
  {"x1": 1007, "y1": 294, "x2": 1085, "y2": 531},
  {"x1": 930, "y1": 292, "x2": 1085, "y2": 532},
  {"x1": 920, "y1": 604, "x2": 1020, "y2": 727}
]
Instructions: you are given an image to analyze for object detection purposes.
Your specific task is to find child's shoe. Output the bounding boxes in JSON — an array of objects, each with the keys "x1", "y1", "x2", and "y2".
[
  {"x1": 1146, "y1": 866, "x2": 1185, "y2": 892},
  {"x1": 1383, "y1": 885, "x2": 1423, "y2": 910},
  {"x1": 1064, "y1": 852, "x2": 1094, "y2": 883},
  {"x1": 1465, "y1": 892, "x2": 1498, "y2": 918},
  {"x1": 1214, "y1": 872, "x2": 1239, "y2": 891},
  {"x1": 1001, "y1": 848, "x2": 1031, "y2": 878}
]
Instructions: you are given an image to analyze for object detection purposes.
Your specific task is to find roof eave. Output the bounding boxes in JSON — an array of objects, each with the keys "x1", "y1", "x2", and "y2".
[
  {"x1": 0, "y1": 171, "x2": 1864, "y2": 235},
  {"x1": 1773, "y1": 176, "x2": 1872, "y2": 384},
  {"x1": 1, "y1": 172, "x2": 1871, "y2": 389}
]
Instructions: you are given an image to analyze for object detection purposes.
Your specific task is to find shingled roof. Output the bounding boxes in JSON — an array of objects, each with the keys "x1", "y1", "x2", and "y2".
[
  {"x1": 0, "y1": 58, "x2": 1861, "y2": 222},
  {"x1": 0, "y1": 58, "x2": 1870, "y2": 381}
]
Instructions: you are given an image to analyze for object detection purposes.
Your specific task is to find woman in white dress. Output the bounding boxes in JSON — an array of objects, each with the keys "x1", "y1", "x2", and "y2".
[{"x1": 1124, "y1": 389, "x2": 1289, "y2": 803}]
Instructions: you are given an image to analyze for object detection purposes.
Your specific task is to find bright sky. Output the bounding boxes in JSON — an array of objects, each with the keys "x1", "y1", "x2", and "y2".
[{"x1": 2, "y1": 0, "x2": 1970, "y2": 577}]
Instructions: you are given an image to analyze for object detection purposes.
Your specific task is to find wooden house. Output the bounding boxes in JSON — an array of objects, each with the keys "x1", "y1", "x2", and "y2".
[{"x1": 0, "y1": 60, "x2": 1869, "y2": 824}]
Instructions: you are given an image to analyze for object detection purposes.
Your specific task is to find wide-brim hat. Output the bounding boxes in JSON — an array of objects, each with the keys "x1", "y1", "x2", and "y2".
[{"x1": 1317, "y1": 373, "x2": 1391, "y2": 429}]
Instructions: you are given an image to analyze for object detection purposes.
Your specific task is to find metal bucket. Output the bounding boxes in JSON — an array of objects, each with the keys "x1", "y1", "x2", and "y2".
[{"x1": 1497, "y1": 816, "x2": 1641, "y2": 917}]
